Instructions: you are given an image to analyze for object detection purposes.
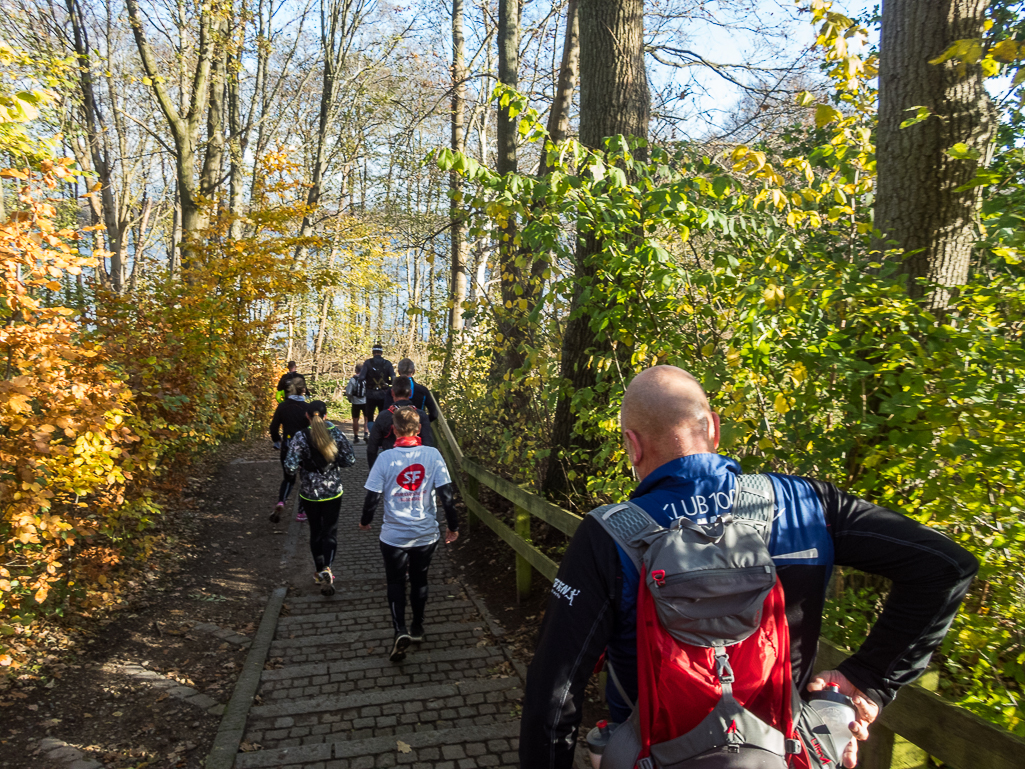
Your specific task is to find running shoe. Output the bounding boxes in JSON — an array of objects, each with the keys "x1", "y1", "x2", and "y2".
[
  {"x1": 269, "y1": 502, "x2": 284, "y2": 523},
  {"x1": 353, "y1": 435, "x2": 360, "y2": 444},
  {"x1": 389, "y1": 631, "x2": 412, "y2": 662},
  {"x1": 363, "y1": 432, "x2": 369, "y2": 441},
  {"x1": 316, "y1": 568, "x2": 335, "y2": 597},
  {"x1": 296, "y1": 509, "x2": 307, "y2": 522},
  {"x1": 409, "y1": 623, "x2": 425, "y2": 643}
]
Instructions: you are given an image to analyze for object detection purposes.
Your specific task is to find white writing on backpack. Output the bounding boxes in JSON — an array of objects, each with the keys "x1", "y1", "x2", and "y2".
[
  {"x1": 552, "y1": 578, "x2": 581, "y2": 606},
  {"x1": 663, "y1": 489, "x2": 737, "y2": 524}
]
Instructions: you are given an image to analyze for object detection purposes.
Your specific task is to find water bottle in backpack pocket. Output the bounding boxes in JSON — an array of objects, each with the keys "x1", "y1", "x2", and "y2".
[{"x1": 588, "y1": 475, "x2": 848, "y2": 769}]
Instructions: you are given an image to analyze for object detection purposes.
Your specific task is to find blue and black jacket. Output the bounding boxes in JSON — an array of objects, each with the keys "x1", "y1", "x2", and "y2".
[{"x1": 519, "y1": 453, "x2": 978, "y2": 769}]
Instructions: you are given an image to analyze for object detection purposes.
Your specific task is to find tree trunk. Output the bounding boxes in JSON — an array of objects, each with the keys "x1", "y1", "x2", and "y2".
[
  {"x1": 444, "y1": 0, "x2": 469, "y2": 383},
  {"x1": 126, "y1": 0, "x2": 220, "y2": 272},
  {"x1": 542, "y1": 0, "x2": 579, "y2": 171},
  {"x1": 875, "y1": 0, "x2": 995, "y2": 310},
  {"x1": 66, "y1": 0, "x2": 127, "y2": 292},
  {"x1": 493, "y1": 0, "x2": 525, "y2": 382},
  {"x1": 544, "y1": 0, "x2": 649, "y2": 500}
]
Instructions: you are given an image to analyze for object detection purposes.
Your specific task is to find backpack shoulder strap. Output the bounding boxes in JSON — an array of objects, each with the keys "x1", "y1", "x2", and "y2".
[
  {"x1": 588, "y1": 501, "x2": 662, "y2": 575},
  {"x1": 732, "y1": 473, "x2": 776, "y2": 544}
]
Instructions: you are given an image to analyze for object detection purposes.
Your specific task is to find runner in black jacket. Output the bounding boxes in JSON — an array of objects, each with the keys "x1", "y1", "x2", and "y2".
[
  {"x1": 358, "y1": 343, "x2": 395, "y2": 426},
  {"x1": 366, "y1": 376, "x2": 435, "y2": 469},
  {"x1": 269, "y1": 377, "x2": 309, "y2": 522},
  {"x1": 275, "y1": 361, "x2": 302, "y2": 402},
  {"x1": 519, "y1": 366, "x2": 978, "y2": 769},
  {"x1": 382, "y1": 358, "x2": 439, "y2": 422}
]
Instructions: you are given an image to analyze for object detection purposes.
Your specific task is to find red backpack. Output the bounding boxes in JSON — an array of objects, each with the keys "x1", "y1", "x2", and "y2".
[{"x1": 589, "y1": 475, "x2": 840, "y2": 769}]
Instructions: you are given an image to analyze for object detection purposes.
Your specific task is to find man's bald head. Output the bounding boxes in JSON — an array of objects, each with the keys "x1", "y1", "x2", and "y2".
[{"x1": 621, "y1": 367, "x2": 717, "y2": 465}]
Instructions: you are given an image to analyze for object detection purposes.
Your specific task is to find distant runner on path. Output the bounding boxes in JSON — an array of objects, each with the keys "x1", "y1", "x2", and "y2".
[
  {"x1": 360, "y1": 405, "x2": 459, "y2": 662},
  {"x1": 284, "y1": 400, "x2": 356, "y2": 596},
  {"x1": 269, "y1": 376, "x2": 308, "y2": 522},
  {"x1": 275, "y1": 361, "x2": 303, "y2": 403},
  {"x1": 382, "y1": 358, "x2": 439, "y2": 422},
  {"x1": 344, "y1": 363, "x2": 369, "y2": 444},
  {"x1": 357, "y1": 343, "x2": 395, "y2": 431}
]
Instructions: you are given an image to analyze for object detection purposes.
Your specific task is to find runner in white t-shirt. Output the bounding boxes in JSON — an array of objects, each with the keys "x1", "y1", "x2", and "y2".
[{"x1": 361, "y1": 406, "x2": 460, "y2": 662}]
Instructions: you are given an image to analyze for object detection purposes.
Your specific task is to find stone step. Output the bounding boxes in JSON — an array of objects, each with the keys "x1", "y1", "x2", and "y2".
[
  {"x1": 236, "y1": 718, "x2": 521, "y2": 769},
  {"x1": 277, "y1": 600, "x2": 475, "y2": 630},
  {"x1": 261, "y1": 644, "x2": 504, "y2": 682},
  {"x1": 270, "y1": 621, "x2": 490, "y2": 655}
]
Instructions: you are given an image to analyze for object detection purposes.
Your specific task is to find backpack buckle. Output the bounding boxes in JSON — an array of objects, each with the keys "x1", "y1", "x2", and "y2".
[
  {"x1": 651, "y1": 570, "x2": 666, "y2": 587},
  {"x1": 638, "y1": 758, "x2": 654, "y2": 769},
  {"x1": 714, "y1": 651, "x2": 735, "y2": 683}
]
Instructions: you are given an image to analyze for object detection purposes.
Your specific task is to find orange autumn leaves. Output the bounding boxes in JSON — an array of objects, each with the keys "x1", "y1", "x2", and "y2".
[{"x1": 0, "y1": 164, "x2": 145, "y2": 656}]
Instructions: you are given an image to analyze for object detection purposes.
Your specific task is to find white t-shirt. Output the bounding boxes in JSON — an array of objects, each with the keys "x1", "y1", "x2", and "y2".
[{"x1": 364, "y1": 444, "x2": 453, "y2": 548}]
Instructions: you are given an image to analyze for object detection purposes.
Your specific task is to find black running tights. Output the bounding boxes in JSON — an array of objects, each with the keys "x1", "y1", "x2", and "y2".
[
  {"x1": 380, "y1": 540, "x2": 438, "y2": 633},
  {"x1": 278, "y1": 440, "x2": 295, "y2": 504},
  {"x1": 304, "y1": 496, "x2": 343, "y2": 572}
]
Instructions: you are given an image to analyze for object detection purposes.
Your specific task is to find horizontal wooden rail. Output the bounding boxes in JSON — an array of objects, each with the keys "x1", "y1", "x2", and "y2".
[
  {"x1": 462, "y1": 458, "x2": 582, "y2": 536},
  {"x1": 429, "y1": 393, "x2": 1025, "y2": 769}
]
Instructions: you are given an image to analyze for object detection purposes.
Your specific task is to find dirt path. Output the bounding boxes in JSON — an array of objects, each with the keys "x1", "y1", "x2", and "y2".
[{"x1": 0, "y1": 437, "x2": 534, "y2": 769}]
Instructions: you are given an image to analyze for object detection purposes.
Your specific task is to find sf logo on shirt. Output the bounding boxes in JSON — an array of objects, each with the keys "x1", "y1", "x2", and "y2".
[{"x1": 397, "y1": 464, "x2": 426, "y2": 491}]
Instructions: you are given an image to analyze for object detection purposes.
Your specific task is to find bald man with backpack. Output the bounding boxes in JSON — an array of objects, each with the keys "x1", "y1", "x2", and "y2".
[{"x1": 519, "y1": 365, "x2": 977, "y2": 769}]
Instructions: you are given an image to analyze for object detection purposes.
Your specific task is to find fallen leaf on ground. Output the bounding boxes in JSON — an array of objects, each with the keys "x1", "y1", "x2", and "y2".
[{"x1": 397, "y1": 740, "x2": 412, "y2": 753}]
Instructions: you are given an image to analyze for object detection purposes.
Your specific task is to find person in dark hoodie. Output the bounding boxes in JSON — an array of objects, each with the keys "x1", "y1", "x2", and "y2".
[
  {"x1": 366, "y1": 376, "x2": 435, "y2": 470},
  {"x1": 269, "y1": 376, "x2": 309, "y2": 522},
  {"x1": 284, "y1": 400, "x2": 355, "y2": 596},
  {"x1": 382, "y1": 358, "x2": 439, "y2": 422}
]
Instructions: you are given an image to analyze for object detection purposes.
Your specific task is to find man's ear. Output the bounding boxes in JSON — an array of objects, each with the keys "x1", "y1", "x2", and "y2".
[
  {"x1": 623, "y1": 428, "x2": 642, "y2": 467},
  {"x1": 709, "y1": 411, "x2": 721, "y2": 450}
]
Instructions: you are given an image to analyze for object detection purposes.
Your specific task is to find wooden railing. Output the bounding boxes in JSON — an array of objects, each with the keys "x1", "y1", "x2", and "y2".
[{"x1": 429, "y1": 398, "x2": 1025, "y2": 769}]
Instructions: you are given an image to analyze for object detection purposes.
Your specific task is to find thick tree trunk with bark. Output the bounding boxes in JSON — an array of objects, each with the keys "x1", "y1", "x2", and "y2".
[
  {"x1": 544, "y1": 0, "x2": 649, "y2": 499},
  {"x1": 494, "y1": 0, "x2": 526, "y2": 380},
  {"x1": 876, "y1": 0, "x2": 995, "y2": 310}
]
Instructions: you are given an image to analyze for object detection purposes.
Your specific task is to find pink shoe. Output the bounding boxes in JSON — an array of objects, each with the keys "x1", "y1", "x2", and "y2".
[{"x1": 296, "y1": 510, "x2": 307, "y2": 522}]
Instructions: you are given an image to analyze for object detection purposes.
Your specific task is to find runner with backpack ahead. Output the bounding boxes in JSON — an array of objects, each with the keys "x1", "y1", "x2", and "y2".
[
  {"x1": 357, "y1": 342, "x2": 395, "y2": 431},
  {"x1": 519, "y1": 366, "x2": 978, "y2": 769},
  {"x1": 345, "y1": 363, "x2": 369, "y2": 443}
]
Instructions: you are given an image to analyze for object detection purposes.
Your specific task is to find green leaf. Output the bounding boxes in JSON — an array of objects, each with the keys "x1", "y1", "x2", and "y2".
[
  {"x1": 946, "y1": 143, "x2": 981, "y2": 161},
  {"x1": 899, "y1": 105, "x2": 931, "y2": 129}
]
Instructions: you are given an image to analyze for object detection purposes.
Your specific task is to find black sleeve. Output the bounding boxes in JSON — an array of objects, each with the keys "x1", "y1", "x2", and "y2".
[
  {"x1": 385, "y1": 360, "x2": 395, "y2": 386},
  {"x1": 276, "y1": 374, "x2": 288, "y2": 391},
  {"x1": 270, "y1": 403, "x2": 284, "y2": 442},
  {"x1": 810, "y1": 479, "x2": 978, "y2": 709},
  {"x1": 366, "y1": 418, "x2": 384, "y2": 469},
  {"x1": 418, "y1": 410, "x2": 436, "y2": 447},
  {"x1": 362, "y1": 491, "x2": 382, "y2": 526},
  {"x1": 356, "y1": 360, "x2": 369, "y2": 383},
  {"x1": 520, "y1": 516, "x2": 621, "y2": 769},
  {"x1": 435, "y1": 482, "x2": 459, "y2": 531}
]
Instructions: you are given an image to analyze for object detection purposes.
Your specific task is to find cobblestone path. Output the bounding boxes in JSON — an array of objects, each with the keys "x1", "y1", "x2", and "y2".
[{"x1": 228, "y1": 441, "x2": 524, "y2": 769}]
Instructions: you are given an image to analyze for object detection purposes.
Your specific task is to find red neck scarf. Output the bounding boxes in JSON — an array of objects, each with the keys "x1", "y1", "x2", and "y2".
[{"x1": 394, "y1": 435, "x2": 422, "y2": 447}]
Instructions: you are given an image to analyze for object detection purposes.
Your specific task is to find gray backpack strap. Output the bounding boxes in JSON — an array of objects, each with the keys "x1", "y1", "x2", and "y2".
[
  {"x1": 588, "y1": 501, "x2": 662, "y2": 575},
  {"x1": 733, "y1": 473, "x2": 776, "y2": 544}
]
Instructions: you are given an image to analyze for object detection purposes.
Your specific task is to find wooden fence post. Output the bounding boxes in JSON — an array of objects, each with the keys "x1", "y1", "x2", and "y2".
[
  {"x1": 465, "y1": 475, "x2": 479, "y2": 531},
  {"x1": 515, "y1": 504, "x2": 532, "y2": 602}
]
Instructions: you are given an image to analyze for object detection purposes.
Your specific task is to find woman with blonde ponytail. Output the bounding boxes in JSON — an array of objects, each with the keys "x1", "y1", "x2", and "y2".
[{"x1": 284, "y1": 401, "x2": 355, "y2": 595}]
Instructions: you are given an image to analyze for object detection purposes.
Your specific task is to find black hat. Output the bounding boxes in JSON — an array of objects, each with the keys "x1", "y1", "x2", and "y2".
[
  {"x1": 372, "y1": 342, "x2": 383, "y2": 353},
  {"x1": 306, "y1": 400, "x2": 329, "y2": 417}
]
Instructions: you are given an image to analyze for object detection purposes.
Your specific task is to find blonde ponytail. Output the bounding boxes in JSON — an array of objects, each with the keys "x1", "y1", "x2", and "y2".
[{"x1": 310, "y1": 414, "x2": 338, "y2": 462}]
